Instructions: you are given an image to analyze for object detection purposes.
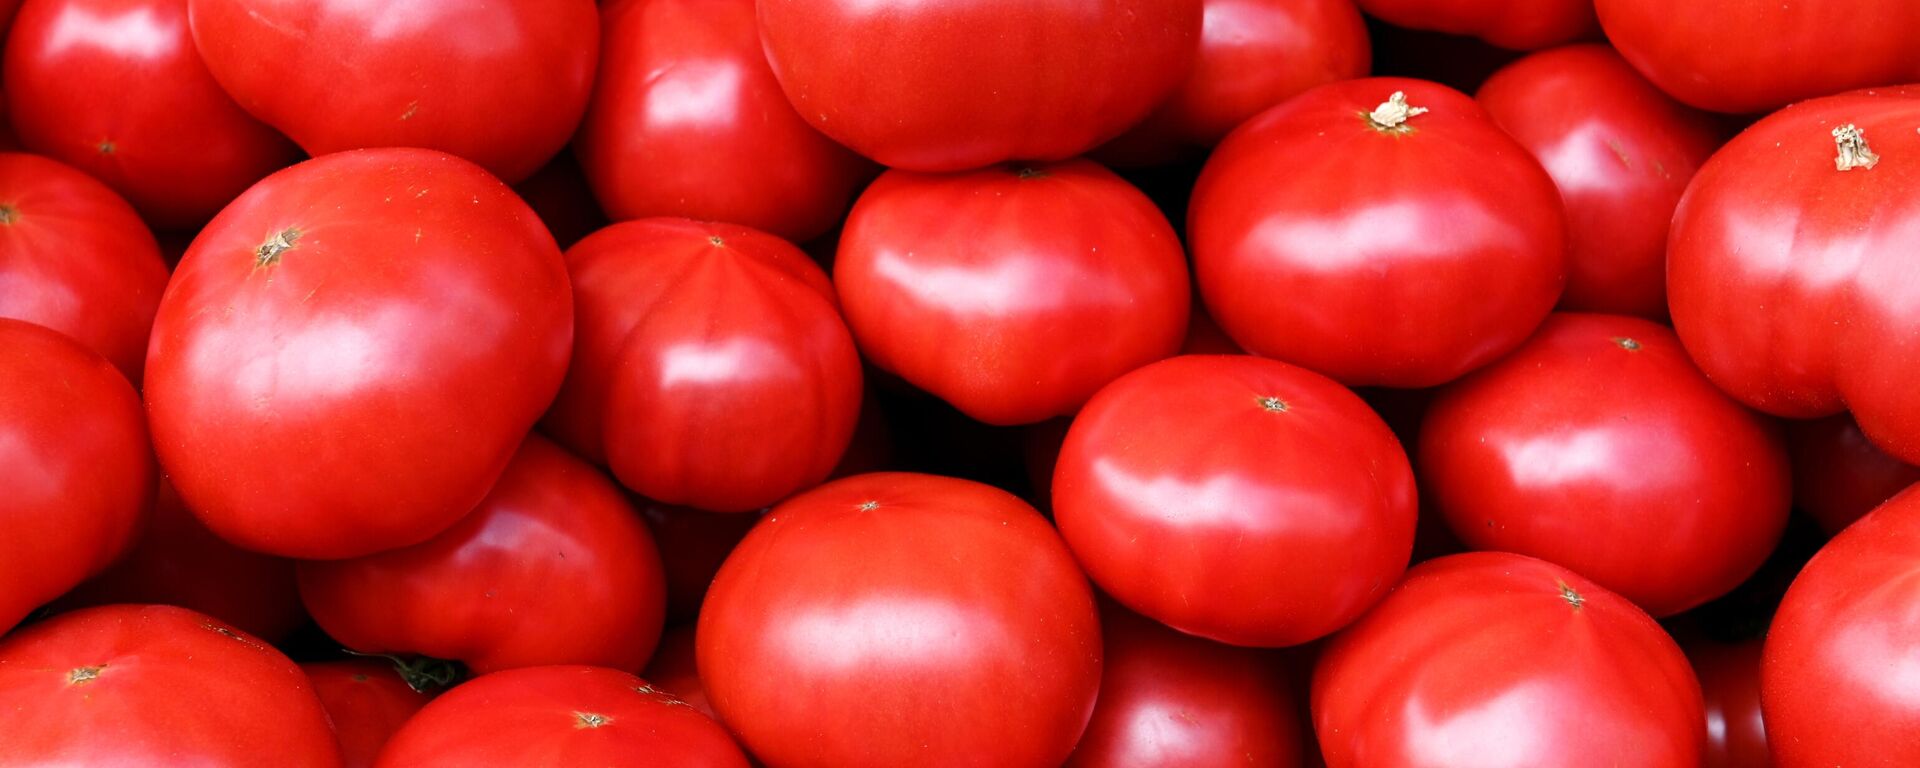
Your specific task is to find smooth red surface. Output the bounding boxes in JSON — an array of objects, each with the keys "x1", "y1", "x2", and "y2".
[
  {"x1": 303, "y1": 660, "x2": 432, "y2": 768},
  {"x1": 1054, "y1": 355, "x2": 1415, "y2": 647},
  {"x1": 640, "y1": 500, "x2": 761, "y2": 625},
  {"x1": 699, "y1": 472, "x2": 1102, "y2": 768},
  {"x1": 1191, "y1": 77, "x2": 1564, "y2": 388},
  {"x1": 1420, "y1": 314, "x2": 1790, "y2": 617},
  {"x1": 1313, "y1": 552, "x2": 1706, "y2": 768},
  {"x1": 1687, "y1": 637, "x2": 1771, "y2": 768},
  {"x1": 836, "y1": 161, "x2": 1189, "y2": 425},
  {"x1": 1788, "y1": 413, "x2": 1920, "y2": 535},
  {"x1": 1355, "y1": 0, "x2": 1594, "y2": 49},
  {"x1": 0, "y1": 319, "x2": 153, "y2": 633},
  {"x1": 299, "y1": 436, "x2": 667, "y2": 675},
  {"x1": 187, "y1": 0, "x2": 597, "y2": 182},
  {"x1": 757, "y1": 0, "x2": 1200, "y2": 171},
  {"x1": 0, "y1": 605, "x2": 341, "y2": 766},
  {"x1": 641, "y1": 625, "x2": 715, "y2": 721},
  {"x1": 146, "y1": 148, "x2": 572, "y2": 559},
  {"x1": 4, "y1": 0, "x2": 298, "y2": 229},
  {"x1": 1477, "y1": 45, "x2": 1721, "y2": 318}
]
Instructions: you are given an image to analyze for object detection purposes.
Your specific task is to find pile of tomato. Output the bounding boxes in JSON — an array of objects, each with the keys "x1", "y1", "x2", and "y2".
[{"x1": 3, "y1": 0, "x2": 1918, "y2": 765}]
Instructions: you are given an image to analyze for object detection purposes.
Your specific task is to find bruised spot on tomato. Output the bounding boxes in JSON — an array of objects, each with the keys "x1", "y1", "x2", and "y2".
[
  {"x1": 67, "y1": 666, "x2": 105, "y2": 686},
  {"x1": 1557, "y1": 580, "x2": 1585, "y2": 610},
  {"x1": 573, "y1": 711, "x2": 613, "y2": 729},
  {"x1": 1612, "y1": 337, "x2": 1642, "y2": 351},
  {"x1": 1257, "y1": 396, "x2": 1289, "y2": 413},
  {"x1": 0, "y1": 205, "x2": 15, "y2": 225},
  {"x1": 255, "y1": 228, "x2": 302, "y2": 267}
]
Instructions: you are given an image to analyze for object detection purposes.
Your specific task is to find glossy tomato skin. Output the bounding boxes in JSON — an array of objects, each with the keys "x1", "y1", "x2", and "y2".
[
  {"x1": 0, "y1": 319, "x2": 153, "y2": 633},
  {"x1": 1313, "y1": 552, "x2": 1706, "y2": 768},
  {"x1": 146, "y1": 148, "x2": 572, "y2": 559},
  {"x1": 187, "y1": 0, "x2": 596, "y2": 183},
  {"x1": 575, "y1": 0, "x2": 871, "y2": 243},
  {"x1": 757, "y1": 0, "x2": 1200, "y2": 171},
  {"x1": 542, "y1": 217, "x2": 861, "y2": 512},
  {"x1": 4, "y1": 0, "x2": 298, "y2": 229},
  {"x1": 0, "y1": 152, "x2": 168, "y2": 383},
  {"x1": 1686, "y1": 637, "x2": 1770, "y2": 768},
  {"x1": 641, "y1": 625, "x2": 716, "y2": 720},
  {"x1": 836, "y1": 161, "x2": 1189, "y2": 426},
  {"x1": 375, "y1": 665, "x2": 749, "y2": 768},
  {"x1": 1054, "y1": 355, "x2": 1415, "y2": 647},
  {"x1": 1788, "y1": 414, "x2": 1920, "y2": 535},
  {"x1": 299, "y1": 435, "x2": 667, "y2": 675},
  {"x1": 1477, "y1": 45, "x2": 1721, "y2": 318},
  {"x1": 303, "y1": 660, "x2": 433, "y2": 768},
  {"x1": 1191, "y1": 77, "x2": 1565, "y2": 388},
  {"x1": 0, "y1": 605, "x2": 342, "y2": 766},
  {"x1": 700, "y1": 472, "x2": 1102, "y2": 768},
  {"x1": 1354, "y1": 0, "x2": 1594, "y2": 49}
]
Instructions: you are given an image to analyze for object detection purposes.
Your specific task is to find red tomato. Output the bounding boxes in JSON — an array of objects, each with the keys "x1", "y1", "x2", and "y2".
[
  {"x1": 700, "y1": 472, "x2": 1102, "y2": 767},
  {"x1": 1477, "y1": 45, "x2": 1722, "y2": 318},
  {"x1": 640, "y1": 501, "x2": 761, "y2": 625},
  {"x1": 641, "y1": 625, "x2": 716, "y2": 721},
  {"x1": 1685, "y1": 637, "x2": 1770, "y2": 768},
  {"x1": 187, "y1": 0, "x2": 596, "y2": 183},
  {"x1": 3, "y1": 0, "x2": 298, "y2": 229},
  {"x1": 0, "y1": 604, "x2": 341, "y2": 766},
  {"x1": 1191, "y1": 78, "x2": 1565, "y2": 388},
  {"x1": 836, "y1": 160, "x2": 1189, "y2": 426},
  {"x1": 1763, "y1": 487, "x2": 1920, "y2": 766},
  {"x1": 542, "y1": 218, "x2": 861, "y2": 512},
  {"x1": 146, "y1": 148, "x2": 572, "y2": 559},
  {"x1": 757, "y1": 0, "x2": 1200, "y2": 171},
  {"x1": 0, "y1": 152, "x2": 168, "y2": 383},
  {"x1": 299, "y1": 435, "x2": 667, "y2": 675},
  {"x1": 1419, "y1": 314, "x2": 1790, "y2": 617},
  {"x1": 0, "y1": 319, "x2": 153, "y2": 633},
  {"x1": 1788, "y1": 414, "x2": 1920, "y2": 535},
  {"x1": 574, "y1": 0, "x2": 872, "y2": 243},
  {"x1": 1054, "y1": 355, "x2": 1415, "y2": 647},
  {"x1": 1353, "y1": 0, "x2": 1595, "y2": 49},
  {"x1": 303, "y1": 660, "x2": 433, "y2": 768},
  {"x1": 375, "y1": 665, "x2": 749, "y2": 767},
  {"x1": 1313, "y1": 552, "x2": 1706, "y2": 768}
]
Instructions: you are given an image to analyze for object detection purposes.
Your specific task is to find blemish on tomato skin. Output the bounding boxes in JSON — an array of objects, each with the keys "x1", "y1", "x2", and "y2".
[{"x1": 67, "y1": 666, "x2": 105, "y2": 686}]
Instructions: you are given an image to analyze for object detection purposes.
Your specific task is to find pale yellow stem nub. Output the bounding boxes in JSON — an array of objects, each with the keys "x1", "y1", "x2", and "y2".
[
  {"x1": 1833, "y1": 124, "x2": 1880, "y2": 171},
  {"x1": 1367, "y1": 91, "x2": 1429, "y2": 132}
]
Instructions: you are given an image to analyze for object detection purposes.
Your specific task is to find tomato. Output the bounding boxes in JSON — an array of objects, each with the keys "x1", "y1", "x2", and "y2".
[
  {"x1": 700, "y1": 472, "x2": 1102, "y2": 768},
  {"x1": 299, "y1": 435, "x2": 667, "y2": 675},
  {"x1": 1190, "y1": 78, "x2": 1564, "y2": 388},
  {"x1": 574, "y1": 0, "x2": 872, "y2": 243},
  {"x1": 1788, "y1": 414, "x2": 1920, "y2": 535},
  {"x1": 0, "y1": 319, "x2": 153, "y2": 634},
  {"x1": 303, "y1": 660, "x2": 433, "y2": 768},
  {"x1": 640, "y1": 625, "x2": 716, "y2": 721},
  {"x1": 1477, "y1": 45, "x2": 1722, "y2": 318},
  {"x1": 187, "y1": 0, "x2": 597, "y2": 183},
  {"x1": 1685, "y1": 636, "x2": 1770, "y2": 768},
  {"x1": 640, "y1": 501, "x2": 761, "y2": 625},
  {"x1": 1053, "y1": 355, "x2": 1415, "y2": 647},
  {"x1": 146, "y1": 148, "x2": 572, "y2": 559},
  {"x1": 542, "y1": 217, "x2": 861, "y2": 512},
  {"x1": 757, "y1": 0, "x2": 1200, "y2": 171},
  {"x1": 1356, "y1": 0, "x2": 1594, "y2": 49},
  {"x1": 1313, "y1": 552, "x2": 1706, "y2": 768},
  {"x1": 4, "y1": 0, "x2": 298, "y2": 229},
  {"x1": 835, "y1": 160, "x2": 1189, "y2": 426},
  {"x1": 0, "y1": 604, "x2": 341, "y2": 766},
  {"x1": 375, "y1": 665, "x2": 749, "y2": 767},
  {"x1": 1419, "y1": 313, "x2": 1790, "y2": 617},
  {"x1": 0, "y1": 152, "x2": 168, "y2": 383},
  {"x1": 1763, "y1": 486, "x2": 1920, "y2": 766}
]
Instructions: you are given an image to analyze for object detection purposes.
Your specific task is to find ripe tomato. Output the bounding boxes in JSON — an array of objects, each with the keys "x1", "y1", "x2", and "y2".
[
  {"x1": 375, "y1": 665, "x2": 749, "y2": 767},
  {"x1": 3, "y1": 0, "x2": 297, "y2": 229},
  {"x1": 640, "y1": 626, "x2": 716, "y2": 721},
  {"x1": 757, "y1": 0, "x2": 1200, "y2": 171},
  {"x1": 1788, "y1": 414, "x2": 1920, "y2": 535},
  {"x1": 640, "y1": 501, "x2": 761, "y2": 625},
  {"x1": 0, "y1": 604, "x2": 341, "y2": 766},
  {"x1": 303, "y1": 660, "x2": 433, "y2": 768},
  {"x1": 1190, "y1": 78, "x2": 1564, "y2": 388},
  {"x1": 1685, "y1": 636, "x2": 1770, "y2": 768},
  {"x1": 298, "y1": 436, "x2": 667, "y2": 675},
  {"x1": 187, "y1": 0, "x2": 596, "y2": 183},
  {"x1": 146, "y1": 148, "x2": 572, "y2": 559},
  {"x1": 1355, "y1": 0, "x2": 1594, "y2": 49},
  {"x1": 1477, "y1": 45, "x2": 1722, "y2": 318},
  {"x1": 1313, "y1": 552, "x2": 1706, "y2": 768},
  {"x1": 836, "y1": 160, "x2": 1189, "y2": 426},
  {"x1": 0, "y1": 319, "x2": 153, "y2": 633},
  {"x1": 0, "y1": 152, "x2": 168, "y2": 383},
  {"x1": 1054, "y1": 355, "x2": 1415, "y2": 647},
  {"x1": 700, "y1": 473, "x2": 1102, "y2": 767},
  {"x1": 542, "y1": 217, "x2": 861, "y2": 512}
]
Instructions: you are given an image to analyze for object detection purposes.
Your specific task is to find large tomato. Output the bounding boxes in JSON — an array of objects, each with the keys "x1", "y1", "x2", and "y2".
[
  {"x1": 146, "y1": 148, "x2": 572, "y2": 559},
  {"x1": 757, "y1": 0, "x2": 1200, "y2": 171},
  {"x1": 187, "y1": 0, "x2": 596, "y2": 183},
  {"x1": 303, "y1": 660, "x2": 434, "y2": 768},
  {"x1": 1355, "y1": 0, "x2": 1594, "y2": 49},
  {"x1": 1313, "y1": 552, "x2": 1705, "y2": 768},
  {"x1": 699, "y1": 473, "x2": 1102, "y2": 768},
  {"x1": 0, "y1": 605, "x2": 341, "y2": 766},
  {"x1": 1477, "y1": 45, "x2": 1722, "y2": 318},
  {"x1": 1685, "y1": 636, "x2": 1770, "y2": 768},
  {"x1": 1190, "y1": 77, "x2": 1564, "y2": 388},
  {"x1": 836, "y1": 160, "x2": 1189, "y2": 425},
  {"x1": 1788, "y1": 414, "x2": 1920, "y2": 535}
]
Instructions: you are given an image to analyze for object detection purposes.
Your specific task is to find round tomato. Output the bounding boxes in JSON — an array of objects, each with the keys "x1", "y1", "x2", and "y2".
[
  {"x1": 699, "y1": 472, "x2": 1102, "y2": 768},
  {"x1": 1685, "y1": 636, "x2": 1769, "y2": 768},
  {"x1": 1313, "y1": 552, "x2": 1705, "y2": 768},
  {"x1": 1354, "y1": 0, "x2": 1594, "y2": 50},
  {"x1": 1788, "y1": 414, "x2": 1920, "y2": 535},
  {"x1": 303, "y1": 660, "x2": 434, "y2": 768},
  {"x1": 836, "y1": 160, "x2": 1189, "y2": 426},
  {"x1": 1190, "y1": 77, "x2": 1564, "y2": 388},
  {"x1": 146, "y1": 148, "x2": 572, "y2": 559},
  {"x1": 640, "y1": 626, "x2": 716, "y2": 721},
  {"x1": 639, "y1": 501, "x2": 761, "y2": 625}
]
